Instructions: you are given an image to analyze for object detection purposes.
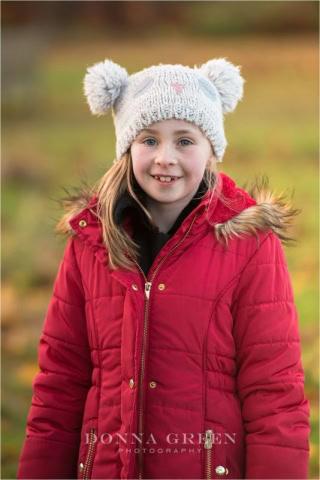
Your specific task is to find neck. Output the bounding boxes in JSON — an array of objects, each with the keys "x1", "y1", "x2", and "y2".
[
  {"x1": 145, "y1": 189, "x2": 199, "y2": 234},
  {"x1": 146, "y1": 203, "x2": 182, "y2": 233}
]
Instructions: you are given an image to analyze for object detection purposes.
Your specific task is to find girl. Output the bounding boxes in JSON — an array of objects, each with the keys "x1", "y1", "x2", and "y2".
[{"x1": 17, "y1": 58, "x2": 310, "y2": 480}]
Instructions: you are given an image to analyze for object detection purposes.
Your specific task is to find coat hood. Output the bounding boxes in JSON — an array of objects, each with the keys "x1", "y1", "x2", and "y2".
[{"x1": 55, "y1": 172, "x2": 300, "y2": 247}]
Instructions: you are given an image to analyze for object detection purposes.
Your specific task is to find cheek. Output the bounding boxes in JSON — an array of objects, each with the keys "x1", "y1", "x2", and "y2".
[{"x1": 131, "y1": 154, "x2": 150, "y2": 178}]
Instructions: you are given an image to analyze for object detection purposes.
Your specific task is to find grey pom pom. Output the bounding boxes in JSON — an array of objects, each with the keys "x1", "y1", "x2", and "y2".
[
  {"x1": 83, "y1": 59, "x2": 128, "y2": 115},
  {"x1": 199, "y1": 58, "x2": 245, "y2": 114}
]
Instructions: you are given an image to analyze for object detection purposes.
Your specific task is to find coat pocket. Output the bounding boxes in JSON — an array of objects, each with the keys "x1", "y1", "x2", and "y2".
[
  {"x1": 203, "y1": 423, "x2": 229, "y2": 479},
  {"x1": 77, "y1": 421, "x2": 98, "y2": 480}
]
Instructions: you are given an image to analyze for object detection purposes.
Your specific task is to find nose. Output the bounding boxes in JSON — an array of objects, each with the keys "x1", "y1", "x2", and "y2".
[{"x1": 155, "y1": 143, "x2": 178, "y2": 166}]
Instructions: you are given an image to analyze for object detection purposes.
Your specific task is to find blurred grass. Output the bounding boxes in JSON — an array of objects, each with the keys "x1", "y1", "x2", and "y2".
[{"x1": 2, "y1": 32, "x2": 319, "y2": 478}]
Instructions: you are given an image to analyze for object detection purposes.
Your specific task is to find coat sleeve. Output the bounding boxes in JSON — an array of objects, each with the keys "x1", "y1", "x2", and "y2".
[
  {"x1": 17, "y1": 237, "x2": 93, "y2": 479},
  {"x1": 231, "y1": 232, "x2": 310, "y2": 479}
]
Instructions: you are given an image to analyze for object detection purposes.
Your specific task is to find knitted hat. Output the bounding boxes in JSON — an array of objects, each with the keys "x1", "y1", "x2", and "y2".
[{"x1": 83, "y1": 58, "x2": 245, "y2": 163}]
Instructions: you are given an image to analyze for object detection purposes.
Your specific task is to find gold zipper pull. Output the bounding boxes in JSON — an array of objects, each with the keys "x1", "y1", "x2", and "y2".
[
  {"x1": 204, "y1": 429, "x2": 213, "y2": 449},
  {"x1": 145, "y1": 281, "x2": 152, "y2": 299}
]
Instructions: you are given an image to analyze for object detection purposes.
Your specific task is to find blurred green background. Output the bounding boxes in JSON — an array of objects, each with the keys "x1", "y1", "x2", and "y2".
[{"x1": 2, "y1": 1, "x2": 319, "y2": 478}]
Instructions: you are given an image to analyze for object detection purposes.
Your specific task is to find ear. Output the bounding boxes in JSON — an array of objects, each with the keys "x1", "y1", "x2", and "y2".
[{"x1": 206, "y1": 150, "x2": 217, "y2": 166}]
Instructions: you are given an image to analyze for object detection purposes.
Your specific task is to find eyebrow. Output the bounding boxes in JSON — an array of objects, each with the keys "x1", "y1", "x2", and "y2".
[{"x1": 140, "y1": 128, "x2": 196, "y2": 135}]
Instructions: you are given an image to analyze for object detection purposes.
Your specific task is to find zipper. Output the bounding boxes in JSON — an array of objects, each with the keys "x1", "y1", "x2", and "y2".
[
  {"x1": 130, "y1": 213, "x2": 199, "y2": 480},
  {"x1": 83, "y1": 428, "x2": 96, "y2": 480},
  {"x1": 204, "y1": 429, "x2": 213, "y2": 480}
]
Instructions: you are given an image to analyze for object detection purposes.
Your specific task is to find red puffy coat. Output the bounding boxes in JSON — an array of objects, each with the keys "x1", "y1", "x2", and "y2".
[{"x1": 17, "y1": 172, "x2": 310, "y2": 480}]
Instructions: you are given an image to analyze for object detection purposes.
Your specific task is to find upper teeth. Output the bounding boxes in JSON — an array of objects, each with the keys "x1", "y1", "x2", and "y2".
[{"x1": 154, "y1": 176, "x2": 177, "y2": 182}]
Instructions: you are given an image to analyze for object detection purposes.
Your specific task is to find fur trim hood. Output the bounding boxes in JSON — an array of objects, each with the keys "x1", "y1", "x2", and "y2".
[{"x1": 55, "y1": 173, "x2": 300, "y2": 247}]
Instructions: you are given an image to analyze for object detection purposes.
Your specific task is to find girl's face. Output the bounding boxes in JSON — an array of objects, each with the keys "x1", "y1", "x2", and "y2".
[{"x1": 130, "y1": 119, "x2": 214, "y2": 210}]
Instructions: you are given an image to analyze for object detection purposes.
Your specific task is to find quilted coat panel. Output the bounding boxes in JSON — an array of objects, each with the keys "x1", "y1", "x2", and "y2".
[{"x1": 17, "y1": 173, "x2": 310, "y2": 480}]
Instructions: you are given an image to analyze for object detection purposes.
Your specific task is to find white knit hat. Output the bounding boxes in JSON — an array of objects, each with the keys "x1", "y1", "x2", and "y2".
[{"x1": 83, "y1": 58, "x2": 245, "y2": 163}]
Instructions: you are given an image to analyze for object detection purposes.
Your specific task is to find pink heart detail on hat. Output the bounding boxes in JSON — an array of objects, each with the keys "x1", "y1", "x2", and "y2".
[{"x1": 171, "y1": 83, "x2": 184, "y2": 94}]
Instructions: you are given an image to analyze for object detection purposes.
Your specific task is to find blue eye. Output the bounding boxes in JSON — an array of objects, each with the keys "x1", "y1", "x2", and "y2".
[
  {"x1": 143, "y1": 138, "x2": 192, "y2": 146},
  {"x1": 180, "y1": 139, "x2": 192, "y2": 146},
  {"x1": 143, "y1": 139, "x2": 157, "y2": 146}
]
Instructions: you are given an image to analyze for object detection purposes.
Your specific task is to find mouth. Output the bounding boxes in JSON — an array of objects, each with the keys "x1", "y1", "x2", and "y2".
[{"x1": 150, "y1": 175, "x2": 181, "y2": 185}]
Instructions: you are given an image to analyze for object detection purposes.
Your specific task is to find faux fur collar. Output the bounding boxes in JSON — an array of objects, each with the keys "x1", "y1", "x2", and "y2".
[{"x1": 55, "y1": 173, "x2": 300, "y2": 246}]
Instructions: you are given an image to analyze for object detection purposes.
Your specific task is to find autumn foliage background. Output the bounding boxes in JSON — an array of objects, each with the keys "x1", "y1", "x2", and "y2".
[{"x1": 1, "y1": 2, "x2": 319, "y2": 478}]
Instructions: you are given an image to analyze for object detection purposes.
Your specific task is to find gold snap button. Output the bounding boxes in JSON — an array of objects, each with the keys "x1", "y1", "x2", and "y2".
[
  {"x1": 129, "y1": 379, "x2": 135, "y2": 388},
  {"x1": 79, "y1": 463, "x2": 84, "y2": 473},
  {"x1": 158, "y1": 284, "x2": 165, "y2": 290},
  {"x1": 149, "y1": 381, "x2": 157, "y2": 388},
  {"x1": 131, "y1": 284, "x2": 138, "y2": 291},
  {"x1": 79, "y1": 220, "x2": 87, "y2": 228},
  {"x1": 215, "y1": 466, "x2": 228, "y2": 476}
]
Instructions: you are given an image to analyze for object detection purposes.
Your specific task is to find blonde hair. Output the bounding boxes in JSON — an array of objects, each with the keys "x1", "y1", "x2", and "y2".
[{"x1": 89, "y1": 150, "x2": 220, "y2": 271}]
